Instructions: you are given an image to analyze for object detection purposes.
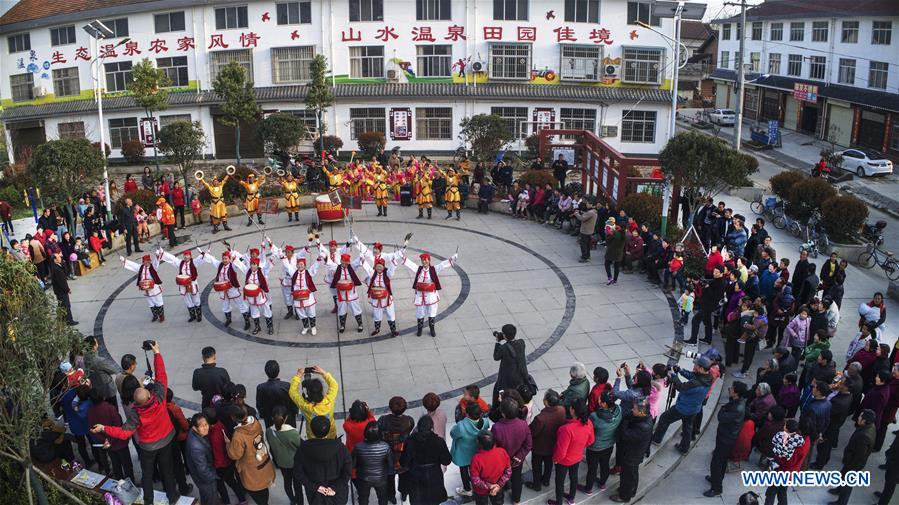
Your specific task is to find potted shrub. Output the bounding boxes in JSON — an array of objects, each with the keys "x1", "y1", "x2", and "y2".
[
  {"x1": 121, "y1": 140, "x2": 146, "y2": 164},
  {"x1": 519, "y1": 169, "x2": 557, "y2": 190},
  {"x1": 769, "y1": 171, "x2": 804, "y2": 201},
  {"x1": 357, "y1": 131, "x2": 386, "y2": 161}
]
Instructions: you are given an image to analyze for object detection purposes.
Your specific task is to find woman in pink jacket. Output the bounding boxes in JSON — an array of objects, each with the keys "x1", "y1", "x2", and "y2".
[
  {"x1": 550, "y1": 398, "x2": 594, "y2": 505},
  {"x1": 781, "y1": 306, "x2": 811, "y2": 361}
]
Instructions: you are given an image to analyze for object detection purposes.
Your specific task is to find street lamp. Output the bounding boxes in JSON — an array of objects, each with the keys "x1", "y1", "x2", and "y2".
[{"x1": 83, "y1": 20, "x2": 129, "y2": 221}]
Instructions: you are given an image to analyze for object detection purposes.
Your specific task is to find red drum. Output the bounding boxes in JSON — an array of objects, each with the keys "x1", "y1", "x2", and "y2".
[
  {"x1": 416, "y1": 282, "x2": 436, "y2": 292},
  {"x1": 213, "y1": 281, "x2": 232, "y2": 292},
  {"x1": 175, "y1": 275, "x2": 192, "y2": 287},
  {"x1": 243, "y1": 283, "x2": 261, "y2": 298},
  {"x1": 292, "y1": 289, "x2": 311, "y2": 300},
  {"x1": 336, "y1": 280, "x2": 354, "y2": 291},
  {"x1": 315, "y1": 195, "x2": 347, "y2": 223},
  {"x1": 139, "y1": 279, "x2": 155, "y2": 291},
  {"x1": 370, "y1": 288, "x2": 388, "y2": 299}
]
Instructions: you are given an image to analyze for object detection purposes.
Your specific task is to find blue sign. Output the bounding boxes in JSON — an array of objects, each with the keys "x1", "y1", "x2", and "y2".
[
  {"x1": 767, "y1": 120, "x2": 780, "y2": 146},
  {"x1": 42, "y1": 61, "x2": 50, "y2": 70},
  {"x1": 26, "y1": 63, "x2": 39, "y2": 73}
]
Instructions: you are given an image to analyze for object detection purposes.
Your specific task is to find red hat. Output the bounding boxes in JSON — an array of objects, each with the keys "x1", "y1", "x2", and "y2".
[
  {"x1": 297, "y1": 257, "x2": 307, "y2": 265},
  {"x1": 250, "y1": 257, "x2": 260, "y2": 265},
  {"x1": 374, "y1": 257, "x2": 386, "y2": 266},
  {"x1": 419, "y1": 253, "x2": 430, "y2": 261},
  {"x1": 142, "y1": 255, "x2": 151, "y2": 262},
  {"x1": 340, "y1": 253, "x2": 351, "y2": 263},
  {"x1": 182, "y1": 250, "x2": 192, "y2": 256},
  {"x1": 284, "y1": 245, "x2": 295, "y2": 252},
  {"x1": 373, "y1": 242, "x2": 383, "y2": 250},
  {"x1": 249, "y1": 248, "x2": 260, "y2": 255},
  {"x1": 222, "y1": 251, "x2": 231, "y2": 259},
  {"x1": 328, "y1": 240, "x2": 338, "y2": 247}
]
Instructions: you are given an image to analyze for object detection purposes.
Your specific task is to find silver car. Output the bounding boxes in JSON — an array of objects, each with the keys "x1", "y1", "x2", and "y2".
[
  {"x1": 709, "y1": 109, "x2": 736, "y2": 126},
  {"x1": 836, "y1": 148, "x2": 894, "y2": 177}
]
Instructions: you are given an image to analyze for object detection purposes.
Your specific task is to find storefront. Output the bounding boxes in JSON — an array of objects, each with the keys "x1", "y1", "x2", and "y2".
[
  {"x1": 825, "y1": 100, "x2": 853, "y2": 146},
  {"x1": 856, "y1": 109, "x2": 888, "y2": 151}
]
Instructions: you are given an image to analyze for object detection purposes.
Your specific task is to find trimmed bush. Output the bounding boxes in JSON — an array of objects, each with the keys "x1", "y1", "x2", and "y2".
[
  {"x1": 92, "y1": 142, "x2": 111, "y2": 157},
  {"x1": 357, "y1": 131, "x2": 386, "y2": 161},
  {"x1": 121, "y1": 139, "x2": 146, "y2": 164},
  {"x1": 769, "y1": 171, "x2": 805, "y2": 200},
  {"x1": 787, "y1": 177, "x2": 836, "y2": 220},
  {"x1": 519, "y1": 169, "x2": 557, "y2": 189},
  {"x1": 0, "y1": 185, "x2": 22, "y2": 207},
  {"x1": 115, "y1": 189, "x2": 157, "y2": 216},
  {"x1": 821, "y1": 194, "x2": 868, "y2": 242},
  {"x1": 314, "y1": 135, "x2": 344, "y2": 155},
  {"x1": 621, "y1": 192, "x2": 663, "y2": 230}
]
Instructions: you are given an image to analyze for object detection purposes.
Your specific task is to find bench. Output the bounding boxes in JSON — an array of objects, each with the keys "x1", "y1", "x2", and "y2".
[{"x1": 74, "y1": 252, "x2": 101, "y2": 276}]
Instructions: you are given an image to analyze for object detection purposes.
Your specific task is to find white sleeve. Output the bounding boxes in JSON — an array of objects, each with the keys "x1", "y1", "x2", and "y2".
[
  {"x1": 401, "y1": 257, "x2": 418, "y2": 274},
  {"x1": 433, "y1": 254, "x2": 458, "y2": 274},
  {"x1": 307, "y1": 259, "x2": 321, "y2": 277},
  {"x1": 159, "y1": 251, "x2": 179, "y2": 268},
  {"x1": 204, "y1": 254, "x2": 221, "y2": 268},
  {"x1": 360, "y1": 258, "x2": 374, "y2": 279},
  {"x1": 282, "y1": 257, "x2": 297, "y2": 276},
  {"x1": 122, "y1": 259, "x2": 140, "y2": 273}
]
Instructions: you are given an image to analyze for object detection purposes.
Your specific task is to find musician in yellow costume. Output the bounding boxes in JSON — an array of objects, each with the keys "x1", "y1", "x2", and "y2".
[
  {"x1": 345, "y1": 163, "x2": 364, "y2": 196},
  {"x1": 279, "y1": 173, "x2": 302, "y2": 223},
  {"x1": 239, "y1": 173, "x2": 266, "y2": 226},
  {"x1": 367, "y1": 163, "x2": 390, "y2": 217},
  {"x1": 201, "y1": 175, "x2": 232, "y2": 233},
  {"x1": 321, "y1": 162, "x2": 345, "y2": 191},
  {"x1": 438, "y1": 167, "x2": 462, "y2": 220},
  {"x1": 415, "y1": 170, "x2": 433, "y2": 220}
]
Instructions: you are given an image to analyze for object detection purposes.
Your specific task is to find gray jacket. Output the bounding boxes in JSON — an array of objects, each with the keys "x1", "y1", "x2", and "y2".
[
  {"x1": 84, "y1": 351, "x2": 121, "y2": 400},
  {"x1": 574, "y1": 208, "x2": 598, "y2": 235},
  {"x1": 186, "y1": 429, "x2": 218, "y2": 485}
]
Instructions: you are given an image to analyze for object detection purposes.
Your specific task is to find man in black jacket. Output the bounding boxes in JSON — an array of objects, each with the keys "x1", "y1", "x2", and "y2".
[
  {"x1": 811, "y1": 377, "x2": 854, "y2": 469},
  {"x1": 704, "y1": 381, "x2": 748, "y2": 497},
  {"x1": 827, "y1": 409, "x2": 876, "y2": 505},
  {"x1": 256, "y1": 359, "x2": 298, "y2": 428},
  {"x1": 295, "y1": 416, "x2": 351, "y2": 505},
  {"x1": 876, "y1": 431, "x2": 899, "y2": 505},
  {"x1": 796, "y1": 263, "x2": 819, "y2": 308},
  {"x1": 611, "y1": 402, "x2": 653, "y2": 503},
  {"x1": 551, "y1": 154, "x2": 569, "y2": 188},
  {"x1": 192, "y1": 346, "x2": 231, "y2": 409},
  {"x1": 119, "y1": 197, "x2": 142, "y2": 256},
  {"x1": 774, "y1": 347, "x2": 798, "y2": 376},
  {"x1": 49, "y1": 252, "x2": 77, "y2": 325},
  {"x1": 687, "y1": 267, "x2": 725, "y2": 344},
  {"x1": 492, "y1": 324, "x2": 528, "y2": 404}
]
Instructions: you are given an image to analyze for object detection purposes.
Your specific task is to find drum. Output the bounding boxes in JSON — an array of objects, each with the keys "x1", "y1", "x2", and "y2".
[
  {"x1": 213, "y1": 281, "x2": 232, "y2": 292},
  {"x1": 370, "y1": 288, "x2": 388, "y2": 299},
  {"x1": 315, "y1": 194, "x2": 347, "y2": 222},
  {"x1": 416, "y1": 282, "x2": 436, "y2": 292},
  {"x1": 336, "y1": 280, "x2": 354, "y2": 291},
  {"x1": 292, "y1": 289, "x2": 311, "y2": 300},
  {"x1": 175, "y1": 275, "x2": 192, "y2": 287},
  {"x1": 244, "y1": 283, "x2": 261, "y2": 298},
  {"x1": 139, "y1": 279, "x2": 155, "y2": 291}
]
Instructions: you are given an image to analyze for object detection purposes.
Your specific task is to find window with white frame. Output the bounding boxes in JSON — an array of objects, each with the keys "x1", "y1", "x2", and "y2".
[
  {"x1": 58, "y1": 121, "x2": 85, "y2": 139},
  {"x1": 838, "y1": 58, "x2": 855, "y2": 85},
  {"x1": 720, "y1": 51, "x2": 730, "y2": 69},
  {"x1": 627, "y1": 1, "x2": 659, "y2": 26},
  {"x1": 565, "y1": 0, "x2": 600, "y2": 23},
  {"x1": 812, "y1": 21, "x2": 828, "y2": 42},
  {"x1": 869, "y1": 61, "x2": 888, "y2": 89},
  {"x1": 489, "y1": 43, "x2": 531, "y2": 80},
  {"x1": 736, "y1": 22, "x2": 742, "y2": 40},
  {"x1": 872, "y1": 21, "x2": 892, "y2": 45},
  {"x1": 154, "y1": 12, "x2": 185, "y2": 33},
  {"x1": 809, "y1": 56, "x2": 826, "y2": 80},
  {"x1": 52, "y1": 67, "x2": 80, "y2": 97},
  {"x1": 277, "y1": 2, "x2": 312, "y2": 24},
  {"x1": 621, "y1": 110, "x2": 656, "y2": 143},
  {"x1": 9, "y1": 73, "x2": 33, "y2": 102},
  {"x1": 751, "y1": 22, "x2": 762, "y2": 40},
  {"x1": 349, "y1": 0, "x2": 384, "y2": 22},
  {"x1": 159, "y1": 114, "x2": 193, "y2": 127},
  {"x1": 50, "y1": 26, "x2": 76, "y2": 46},
  {"x1": 744, "y1": 88, "x2": 759, "y2": 114},
  {"x1": 415, "y1": 107, "x2": 452, "y2": 140},
  {"x1": 416, "y1": 45, "x2": 451, "y2": 77},
  {"x1": 750, "y1": 52, "x2": 760, "y2": 72},
  {"x1": 787, "y1": 54, "x2": 802, "y2": 76},
  {"x1": 104, "y1": 61, "x2": 133, "y2": 92},
  {"x1": 272, "y1": 46, "x2": 315, "y2": 83},
  {"x1": 768, "y1": 53, "x2": 781, "y2": 74},
  {"x1": 7, "y1": 33, "x2": 30, "y2": 53},
  {"x1": 622, "y1": 46, "x2": 663, "y2": 84},
  {"x1": 100, "y1": 18, "x2": 129, "y2": 38},
  {"x1": 721, "y1": 24, "x2": 731, "y2": 40},
  {"x1": 215, "y1": 6, "x2": 248, "y2": 29},
  {"x1": 283, "y1": 109, "x2": 318, "y2": 133},
  {"x1": 790, "y1": 22, "x2": 804, "y2": 41},
  {"x1": 157, "y1": 56, "x2": 189, "y2": 87},
  {"x1": 349, "y1": 46, "x2": 384, "y2": 78},
  {"x1": 108, "y1": 117, "x2": 139, "y2": 149},
  {"x1": 349, "y1": 108, "x2": 386, "y2": 139},
  {"x1": 841, "y1": 21, "x2": 859, "y2": 43},
  {"x1": 490, "y1": 106, "x2": 528, "y2": 139},
  {"x1": 417, "y1": 0, "x2": 450, "y2": 20},
  {"x1": 209, "y1": 49, "x2": 253, "y2": 82},
  {"x1": 560, "y1": 108, "x2": 596, "y2": 133},
  {"x1": 560, "y1": 45, "x2": 602, "y2": 81},
  {"x1": 769, "y1": 22, "x2": 783, "y2": 41},
  {"x1": 494, "y1": 0, "x2": 528, "y2": 21}
]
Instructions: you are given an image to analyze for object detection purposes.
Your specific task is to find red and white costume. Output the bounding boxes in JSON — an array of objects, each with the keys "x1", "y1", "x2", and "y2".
[
  {"x1": 244, "y1": 264, "x2": 273, "y2": 319},
  {"x1": 159, "y1": 249, "x2": 200, "y2": 309},
  {"x1": 354, "y1": 236, "x2": 404, "y2": 266},
  {"x1": 318, "y1": 240, "x2": 351, "y2": 299},
  {"x1": 360, "y1": 257, "x2": 397, "y2": 323},
  {"x1": 288, "y1": 257, "x2": 322, "y2": 334},
  {"x1": 330, "y1": 254, "x2": 364, "y2": 317},
  {"x1": 401, "y1": 253, "x2": 457, "y2": 319},
  {"x1": 270, "y1": 241, "x2": 316, "y2": 309},
  {"x1": 122, "y1": 255, "x2": 164, "y2": 308},
  {"x1": 202, "y1": 251, "x2": 249, "y2": 315}
]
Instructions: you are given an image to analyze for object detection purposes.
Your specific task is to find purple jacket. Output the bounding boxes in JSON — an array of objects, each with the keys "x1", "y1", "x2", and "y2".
[
  {"x1": 491, "y1": 418, "x2": 532, "y2": 466},
  {"x1": 860, "y1": 383, "x2": 891, "y2": 428}
]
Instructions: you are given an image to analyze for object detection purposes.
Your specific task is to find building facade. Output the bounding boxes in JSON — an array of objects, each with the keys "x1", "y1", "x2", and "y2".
[
  {"x1": 0, "y1": 0, "x2": 676, "y2": 163},
  {"x1": 710, "y1": 0, "x2": 899, "y2": 157}
]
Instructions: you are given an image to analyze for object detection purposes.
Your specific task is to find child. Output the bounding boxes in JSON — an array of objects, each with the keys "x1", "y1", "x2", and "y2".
[
  {"x1": 515, "y1": 184, "x2": 530, "y2": 218},
  {"x1": 73, "y1": 237, "x2": 91, "y2": 268},
  {"x1": 135, "y1": 205, "x2": 150, "y2": 241},
  {"x1": 738, "y1": 307, "x2": 759, "y2": 345},
  {"x1": 678, "y1": 285, "x2": 694, "y2": 327},
  {"x1": 88, "y1": 230, "x2": 106, "y2": 264},
  {"x1": 455, "y1": 384, "x2": 489, "y2": 423},
  {"x1": 664, "y1": 248, "x2": 684, "y2": 293},
  {"x1": 777, "y1": 373, "x2": 800, "y2": 418},
  {"x1": 190, "y1": 195, "x2": 202, "y2": 225}
]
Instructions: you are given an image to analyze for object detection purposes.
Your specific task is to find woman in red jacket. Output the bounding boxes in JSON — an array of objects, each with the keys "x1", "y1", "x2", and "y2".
[
  {"x1": 204, "y1": 407, "x2": 248, "y2": 505},
  {"x1": 171, "y1": 181, "x2": 187, "y2": 229},
  {"x1": 343, "y1": 399, "x2": 376, "y2": 479},
  {"x1": 550, "y1": 398, "x2": 595, "y2": 505},
  {"x1": 123, "y1": 174, "x2": 139, "y2": 193}
]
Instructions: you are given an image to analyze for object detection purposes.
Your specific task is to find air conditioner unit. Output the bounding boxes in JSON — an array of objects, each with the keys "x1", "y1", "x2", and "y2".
[
  {"x1": 604, "y1": 64, "x2": 620, "y2": 76},
  {"x1": 599, "y1": 125, "x2": 618, "y2": 138},
  {"x1": 471, "y1": 61, "x2": 486, "y2": 72},
  {"x1": 33, "y1": 85, "x2": 50, "y2": 98},
  {"x1": 386, "y1": 69, "x2": 398, "y2": 81}
]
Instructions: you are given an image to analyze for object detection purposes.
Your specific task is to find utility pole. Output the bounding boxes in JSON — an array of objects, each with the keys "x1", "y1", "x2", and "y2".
[{"x1": 728, "y1": 0, "x2": 749, "y2": 151}]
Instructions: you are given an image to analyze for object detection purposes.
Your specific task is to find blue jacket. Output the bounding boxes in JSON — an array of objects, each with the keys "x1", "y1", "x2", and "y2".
[
  {"x1": 726, "y1": 227, "x2": 748, "y2": 257},
  {"x1": 759, "y1": 269, "x2": 779, "y2": 299},
  {"x1": 478, "y1": 184, "x2": 496, "y2": 201},
  {"x1": 588, "y1": 405, "x2": 622, "y2": 451},
  {"x1": 672, "y1": 370, "x2": 712, "y2": 416},
  {"x1": 801, "y1": 398, "x2": 832, "y2": 438},
  {"x1": 186, "y1": 429, "x2": 218, "y2": 485},
  {"x1": 62, "y1": 389, "x2": 92, "y2": 437},
  {"x1": 450, "y1": 416, "x2": 492, "y2": 467}
]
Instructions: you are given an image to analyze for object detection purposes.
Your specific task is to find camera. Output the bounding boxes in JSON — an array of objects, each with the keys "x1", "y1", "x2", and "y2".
[
  {"x1": 683, "y1": 349, "x2": 703, "y2": 360},
  {"x1": 493, "y1": 331, "x2": 505, "y2": 341},
  {"x1": 141, "y1": 340, "x2": 156, "y2": 351}
]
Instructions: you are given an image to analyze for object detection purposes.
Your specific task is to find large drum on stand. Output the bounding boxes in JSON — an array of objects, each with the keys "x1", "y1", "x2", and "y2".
[{"x1": 315, "y1": 194, "x2": 348, "y2": 222}]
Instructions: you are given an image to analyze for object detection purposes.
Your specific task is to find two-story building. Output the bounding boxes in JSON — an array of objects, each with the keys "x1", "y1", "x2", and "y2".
[
  {"x1": 710, "y1": 0, "x2": 899, "y2": 157},
  {"x1": 0, "y1": 0, "x2": 677, "y2": 164}
]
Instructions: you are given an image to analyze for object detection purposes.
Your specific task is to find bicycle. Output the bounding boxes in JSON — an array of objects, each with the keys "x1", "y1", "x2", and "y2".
[
  {"x1": 773, "y1": 212, "x2": 802, "y2": 237},
  {"x1": 798, "y1": 211, "x2": 830, "y2": 258},
  {"x1": 857, "y1": 244, "x2": 899, "y2": 281},
  {"x1": 751, "y1": 195, "x2": 784, "y2": 219}
]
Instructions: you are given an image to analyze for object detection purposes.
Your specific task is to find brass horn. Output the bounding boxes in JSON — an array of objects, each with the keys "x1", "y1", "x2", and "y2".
[
  {"x1": 225, "y1": 165, "x2": 236, "y2": 176},
  {"x1": 262, "y1": 165, "x2": 274, "y2": 176},
  {"x1": 193, "y1": 169, "x2": 204, "y2": 181}
]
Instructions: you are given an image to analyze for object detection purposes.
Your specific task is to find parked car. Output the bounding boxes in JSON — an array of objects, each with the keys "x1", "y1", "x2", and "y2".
[
  {"x1": 709, "y1": 109, "x2": 736, "y2": 126},
  {"x1": 836, "y1": 148, "x2": 894, "y2": 177}
]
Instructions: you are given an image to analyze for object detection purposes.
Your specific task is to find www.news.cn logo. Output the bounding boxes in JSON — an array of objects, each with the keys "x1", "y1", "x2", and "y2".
[{"x1": 741, "y1": 471, "x2": 871, "y2": 488}]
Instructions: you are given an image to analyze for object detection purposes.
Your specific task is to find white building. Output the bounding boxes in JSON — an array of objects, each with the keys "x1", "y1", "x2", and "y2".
[
  {"x1": 711, "y1": 0, "x2": 899, "y2": 157},
  {"x1": 0, "y1": 0, "x2": 677, "y2": 163}
]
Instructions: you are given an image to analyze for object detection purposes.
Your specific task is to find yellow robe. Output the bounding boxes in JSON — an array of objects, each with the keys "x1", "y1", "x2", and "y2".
[
  {"x1": 202, "y1": 176, "x2": 230, "y2": 223},
  {"x1": 370, "y1": 169, "x2": 389, "y2": 206},
  {"x1": 281, "y1": 179, "x2": 300, "y2": 211},
  {"x1": 443, "y1": 172, "x2": 461, "y2": 211},
  {"x1": 322, "y1": 166, "x2": 344, "y2": 191},
  {"x1": 416, "y1": 174, "x2": 433, "y2": 208},
  {"x1": 239, "y1": 176, "x2": 264, "y2": 214}
]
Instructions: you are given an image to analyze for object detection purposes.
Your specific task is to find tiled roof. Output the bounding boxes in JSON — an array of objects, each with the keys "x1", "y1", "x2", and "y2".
[
  {"x1": 0, "y1": 0, "x2": 155, "y2": 26},
  {"x1": 714, "y1": 0, "x2": 899, "y2": 22},
  {"x1": 0, "y1": 83, "x2": 672, "y2": 121},
  {"x1": 680, "y1": 21, "x2": 713, "y2": 41}
]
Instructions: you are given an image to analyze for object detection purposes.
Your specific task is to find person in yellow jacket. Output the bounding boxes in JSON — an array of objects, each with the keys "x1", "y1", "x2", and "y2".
[
  {"x1": 288, "y1": 365, "x2": 339, "y2": 439},
  {"x1": 200, "y1": 175, "x2": 231, "y2": 233},
  {"x1": 156, "y1": 197, "x2": 178, "y2": 248},
  {"x1": 367, "y1": 163, "x2": 390, "y2": 217},
  {"x1": 438, "y1": 167, "x2": 462, "y2": 220},
  {"x1": 321, "y1": 163, "x2": 345, "y2": 192},
  {"x1": 415, "y1": 170, "x2": 433, "y2": 219},
  {"x1": 239, "y1": 173, "x2": 266, "y2": 226},
  {"x1": 279, "y1": 173, "x2": 301, "y2": 223}
]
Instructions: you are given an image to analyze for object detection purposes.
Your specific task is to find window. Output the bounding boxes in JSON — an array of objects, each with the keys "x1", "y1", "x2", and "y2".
[
  {"x1": 157, "y1": 56, "x2": 189, "y2": 87},
  {"x1": 790, "y1": 22, "x2": 804, "y2": 41},
  {"x1": 283, "y1": 110, "x2": 318, "y2": 132},
  {"x1": 622, "y1": 47, "x2": 663, "y2": 84},
  {"x1": 560, "y1": 45, "x2": 602, "y2": 81},
  {"x1": 490, "y1": 106, "x2": 528, "y2": 139},
  {"x1": 100, "y1": 18, "x2": 129, "y2": 38},
  {"x1": 349, "y1": 0, "x2": 384, "y2": 22},
  {"x1": 621, "y1": 110, "x2": 656, "y2": 143},
  {"x1": 869, "y1": 61, "x2": 888, "y2": 89},
  {"x1": 209, "y1": 49, "x2": 253, "y2": 81},
  {"x1": 494, "y1": 0, "x2": 528, "y2": 21},
  {"x1": 721, "y1": 24, "x2": 731, "y2": 40},
  {"x1": 769, "y1": 22, "x2": 783, "y2": 41},
  {"x1": 560, "y1": 108, "x2": 596, "y2": 133},
  {"x1": 489, "y1": 43, "x2": 531, "y2": 80},
  {"x1": 787, "y1": 54, "x2": 802, "y2": 76},
  {"x1": 417, "y1": 0, "x2": 450, "y2": 20},
  {"x1": 838, "y1": 58, "x2": 855, "y2": 85},
  {"x1": 271, "y1": 46, "x2": 315, "y2": 83},
  {"x1": 750, "y1": 52, "x2": 760, "y2": 72},
  {"x1": 349, "y1": 46, "x2": 384, "y2": 78},
  {"x1": 565, "y1": 0, "x2": 600, "y2": 23},
  {"x1": 349, "y1": 108, "x2": 385, "y2": 139},
  {"x1": 416, "y1": 45, "x2": 451, "y2": 77},
  {"x1": 720, "y1": 51, "x2": 730, "y2": 69},
  {"x1": 58, "y1": 122, "x2": 85, "y2": 139},
  {"x1": 627, "y1": 2, "x2": 659, "y2": 26},
  {"x1": 768, "y1": 53, "x2": 781, "y2": 74},
  {"x1": 7, "y1": 33, "x2": 30, "y2": 53},
  {"x1": 809, "y1": 56, "x2": 826, "y2": 80},
  {"x1": 736, "y1": 22, "x2": 741, "y2": 40},
  {"x1": 154, "y1": 12, "x2": 185, "y2": 33},
  {"x1": 744, "y1": 88, "x2": 759, "y2": 115},
  {"x1": 215, "y1": 6, "x2": 248, "y2": 29},
  {"x1": 50, "y1": 26, "x2": 76, "y2": 46},
  {"x1": 159, "y1": 114, "x2": 192, "y2": 127},
  {"x1": 841, "y1": 21, "x2": 859, "y2": 43},
  {"x1": 872, "y1": 21, "x2": 892, "y2": 45},
  {"x1": 751, "y1": 22, "x2": 762, "y2": 41},
  {"x1": 52, "y1": 67, "x2": 79, "y2": 96},
  {"x1": 415, "y1": 107, "x2": 452, "y2": 140},
  {"x1": 811, "y1": 21, "x2": 828, "y2": 42},
  {"x1": 277, "y1": 2, "x2": 312, "y2": 24},
  {"x1": 104, "y1": 61, "x2": 133, "y2": 92},
  {"x1": 108, "y1": 118, "x2": 139, "y2": 149},
  {"x1": 9, "y1": 73, "x2": 33, "y2": 102}
]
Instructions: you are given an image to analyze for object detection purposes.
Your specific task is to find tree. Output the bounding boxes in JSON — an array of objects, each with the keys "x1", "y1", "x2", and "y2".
[
  {"x1": 259, "y1": 113, "x2": 306, "y2": 156},
  {"x1": 130, "y1": 58, "x2": 171, "y2": 173},
  {"x1": 158, "y1": 120, "x2": 206, "y2": 192},
  {"x1": 459, "y1": 114, "x2": 514, "y2": 162},
  {"x1": 213, "y1": 62, "x2": 261, "y2": 167},
  {"x1": 659, "y1": 131, "x2": 758, "y2": 226},
  {"x1": 357, "y1": 131, "x2": 386, "y2": 160},
  {"x1": 28, "y1": 138, "x2": 105, "y2": 205},
  {"x1": 0, "y1": 255, "x2": 90, "y2": 505},
  {"x1": 304, "y1": 54, "x2": 335, "y2": 157}
]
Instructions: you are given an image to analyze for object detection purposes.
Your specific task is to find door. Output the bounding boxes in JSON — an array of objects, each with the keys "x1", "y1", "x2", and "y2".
[
  {"x1": 857, "y1": 110, "x2": 886, "y2": 151},
  {"x1": 9, "y1": 123, "x2": 46, "y2": 163},
  {"x1": 784, "y1": 96, "x2": 799, "y2": 130},
  {"x1": 212, "y1": 116, "x2": 264, "y2": 160},
  {"x1": 800, "y1": 104, "x2": 819, "y2": 134}
]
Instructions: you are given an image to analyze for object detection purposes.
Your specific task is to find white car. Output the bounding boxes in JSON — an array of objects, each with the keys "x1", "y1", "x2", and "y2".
[
  {"x1": 709, "y1": 109, "x2": 736, "y2": 126},
  {"x1": 836, "y1": 148, "x2": 894, "y2": 177}
]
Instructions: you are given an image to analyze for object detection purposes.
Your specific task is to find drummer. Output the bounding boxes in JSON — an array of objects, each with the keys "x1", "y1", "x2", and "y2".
[
  {"x1": 359, "y1": 256, "x2": 399, "y2": 337},
  {"x1": 288, "y1": 255, "x2": 323, "y2": 335},
  {"x1": 158, "y1": 248, "x2": 202, "y2": 323},
  {"x1": 401, "y1": 252, "x2": 458, "y2": 337},
  {"x1": 318, "y1": 239, "x2": 351, "y2": 314},
  {"x1": 200, "y1": 250, "x2": 251, "y2": 331},
  {"x1": 200, "y1": 174, "x2": 232, "y2": 233},
  {"x1": 121, "y1": 253, "x2": 165, "y2": 323},
  {"x1": 329, "y1": 253, "x2": 365, "y2": 333},
  {"x1": 269, "y1": 234, "x2": 319, "y2": 320},
  {"x1": 236, "y1": 245, "x2": 267, "y2": 273},
  {"x1": 244, "y1": 257, "x2": 274, "y2": 335}
]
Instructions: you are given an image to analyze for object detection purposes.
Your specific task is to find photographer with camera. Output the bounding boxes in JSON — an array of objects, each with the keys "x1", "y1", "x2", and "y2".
[
  {"x1": 289, "y1": 365, "x2": 339, "y2": 439},
  {"x1": 492, "y1": 324, "x2": 528, "y2": 405},
  {"x1": 650, "y1": 357, "x2": 713, "y2": 455},
  {"x1": 91, "y1": 340, "x2": 180, "y2": 505},
  {"x1": 572, "y1": 200, "x2": 597, "y2": 263},
  {"x1": 685, "y1": 266, "x2": 726, "y2": 345}
]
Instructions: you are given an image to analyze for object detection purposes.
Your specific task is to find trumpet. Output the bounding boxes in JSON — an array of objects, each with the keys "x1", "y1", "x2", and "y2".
[
  {"x1": 226, "y1": 165, "x2": 236, "y2": 176},
  {"x1": 194, "y1": 169, "x2": 204, "y2": 181}
]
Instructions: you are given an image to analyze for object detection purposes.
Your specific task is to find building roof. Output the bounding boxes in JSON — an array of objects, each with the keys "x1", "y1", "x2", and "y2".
[
  {"x1": 1, "y1": 0, "x2": 153, "y2": 26},
  {"x1": 714, "y1": 0, "x2": 899, "y2": 23},
  {"x1": 680, "y1": 20, "x2": 713, "y2": 41},
  {"x1": 0, "y1": 83, "x2": 672, "y2": 122}
]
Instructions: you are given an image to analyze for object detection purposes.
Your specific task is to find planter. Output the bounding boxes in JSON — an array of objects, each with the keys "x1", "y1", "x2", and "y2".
[
  {"x1": 828, "y1": 240, "x2": 868, "y2": 265},
  {"x1": 730, "y1": 186, "x2": 764, "y2": 203}
]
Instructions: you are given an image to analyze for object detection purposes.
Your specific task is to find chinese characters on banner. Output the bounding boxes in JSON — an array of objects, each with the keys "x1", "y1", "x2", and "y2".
[
  {"x1": 792, "y1": 83, "x2": 819, "y2": 102},
  {"x1": 390, "y1": 108, "x2": 412, "y2": 141},
  {"x1": 139, "y1": 117, "x2": 158, "y2": 148}
]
